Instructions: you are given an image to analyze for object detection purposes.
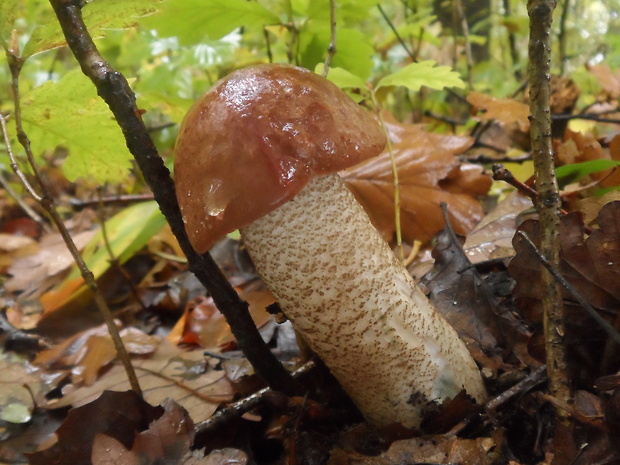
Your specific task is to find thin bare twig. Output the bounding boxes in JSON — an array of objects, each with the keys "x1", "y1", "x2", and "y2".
[
  {"x1": 492, "y1": 164, "x2": 540, "y2": 201},
  {"x1": 516, "y1": 231, "x2": 620, "y2": 345},
  {"x1": 49, "y1": 0, "x2": 297, "y2": 395},
  {"x1": 195, "y1": 361, "x2": 315, "y2": 435},
  {"x1": 0, "y1": 157, "x2": 50, "y2": 231},
  {"x1": 485, "y1": 365, "x2": 547, "y2": 417},
  {"x1": 453, "y1": 0, "x2": 474, "y2": 89},
  {"x1": 557, "y1": 0, "x2": 570, "y2": 76},
  {"x1": 96, "y1": 187, "x2": 147, "y2": 311},
  {"x1": 322, "y1": 0, "x2": 337, "y2": 76},
  {"x1": 377, "y1": 4, "x2": 469, "y2": 106},
  {"x1": 502, "y1": 0, "x2": 522, "y2": 80},
  {"x1": 71, "y1": 192, "x2": 154, "y2": 210},
  {"x1": 0, "y1": 111, "x2": 142, "y2": 395},
  {"x1": 527, "y1": 0, "x2": 571, "y2": 422},
  {"x1": 377, "y1": 4, "x2": 415, "y2": 60}
]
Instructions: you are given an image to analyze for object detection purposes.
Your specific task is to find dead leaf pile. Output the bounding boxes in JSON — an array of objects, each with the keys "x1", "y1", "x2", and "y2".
[{"x1": 343, "y1": 115, "x2": 491, "y2": 244}]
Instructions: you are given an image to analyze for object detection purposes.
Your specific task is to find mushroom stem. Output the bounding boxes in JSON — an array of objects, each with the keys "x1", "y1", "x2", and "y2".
[{"x1": 241, "y1": 173, "x2": 487, "y2": 428}]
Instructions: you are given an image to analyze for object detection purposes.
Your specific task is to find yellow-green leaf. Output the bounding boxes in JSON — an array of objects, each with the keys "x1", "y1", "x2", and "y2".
[
  {"x1": 20, "y1": 68, "x2": 132, "y2": 183},
  {"x1": 315, "y1": 64, "x2": 367, "y2": 90},
  {"x1": 143, "y1": 0, "x2": 279, "y2": 45},
  {"x1": 22, "y1": 0, "x2": 162, "y2": 58},
  {"x1": 376, "y1": 61, "x2": 465, "y2": 92},
  {"x1": 40, "y1": 201, "x2": 167, "y2": 313}
]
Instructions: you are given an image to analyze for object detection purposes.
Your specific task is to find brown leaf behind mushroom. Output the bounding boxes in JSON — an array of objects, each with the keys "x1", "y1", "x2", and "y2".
[{"x1": 342, "y1": 117, "x2": 491, "y2": 244}]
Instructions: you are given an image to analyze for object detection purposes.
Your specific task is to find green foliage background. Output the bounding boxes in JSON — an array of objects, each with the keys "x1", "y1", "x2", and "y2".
[{"x1": 1, "y1": 0, "x2": 619, "y2": 185}]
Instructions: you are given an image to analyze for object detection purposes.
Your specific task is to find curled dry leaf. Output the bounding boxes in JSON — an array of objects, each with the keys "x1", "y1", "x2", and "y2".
[
  {"x1": 171, "y1": 285, "x2": 276, "y2": 349},
  {"x1": 463, "y1": 190, "x2": 534, "y2": 263},
  {"x1": 423, "y1": 226, "x2": 506, "y2": 372},
  {"x1": 511, "y1": 201, "x2": 620, "y2": 318},
  {"x1": 342, "y1": 116, "x2": 491, "y2": 244}
]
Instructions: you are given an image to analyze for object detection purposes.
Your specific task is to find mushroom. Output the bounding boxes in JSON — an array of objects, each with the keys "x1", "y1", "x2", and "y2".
[{"x1": 174, "y1": 63, "x2": 486, "y2": 428}]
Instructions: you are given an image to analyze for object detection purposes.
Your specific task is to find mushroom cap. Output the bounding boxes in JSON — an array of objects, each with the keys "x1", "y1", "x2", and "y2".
[{"x1": 174, "y1": 63, "x2": 386, "y2": 253}]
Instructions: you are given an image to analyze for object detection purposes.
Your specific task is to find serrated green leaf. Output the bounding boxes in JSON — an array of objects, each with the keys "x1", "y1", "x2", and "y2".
[
  {"x1": 376, "y1": 61, "x2": 465, "y2": 92},
  {"x1": 142, "y1": 0, "x2": 279, "y2": 45},
  {"x1": 21, "y1": 68, "x2": 132, "y2": 183},
  {"x1": 0, "y1": 0, "x2": 18, "y2": 50},
  {"x1": 22, "y1": 0, "x2": 163, "y2": 58},
  {"x1": 315, "y1": 64, "x2": 367, "y2": 90},
  {"x1": 556, "y1": 160, "x2": 620, "y2": 184}
]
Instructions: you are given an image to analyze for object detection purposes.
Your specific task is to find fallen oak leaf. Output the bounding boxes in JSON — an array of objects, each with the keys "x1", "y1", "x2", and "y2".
[
  {"x1": 342, "y1": 116, "x2": 491, "y2": 244},
  {"x1": 44, "y1": 339, "x2": 234, "y2": 424}
]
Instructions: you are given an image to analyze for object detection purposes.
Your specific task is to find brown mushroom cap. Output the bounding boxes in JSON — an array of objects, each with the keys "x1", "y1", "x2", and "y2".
[{"x1": 174, "y1": 63, "x2": 386, "y2": 253}]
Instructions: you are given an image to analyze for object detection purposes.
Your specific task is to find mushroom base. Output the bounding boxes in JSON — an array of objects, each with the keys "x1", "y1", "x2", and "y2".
[{"x1": 241, "y1": 173, "x2": 486, "y2": 428}]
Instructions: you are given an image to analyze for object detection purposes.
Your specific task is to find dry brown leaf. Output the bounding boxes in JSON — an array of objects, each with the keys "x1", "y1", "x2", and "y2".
[
  {"x1": 587, "y1": 64, "x2": 620, "y2": 99},
  {"x1": 554, "y1": 130, "x2": 620, "y2": 190},
  {"x1": 0, "y1": 233, "x2": 38, "y2": 272},
  {"x1": 26, "y1": 390, "x2": 163, "y2": 465},
  {"x1": 45, "y1": 339, "x2": 234, "y2": 424},
  {"x1": 467, "y1": 91, "x2": 530, "y2": 132},
  {"x1": 34, "y1": 324, "x2": 159, "y2": 386},
  {"x1": 91, "y1": 399, "x2": 195, "y2": 465},
  {"x1": 171, "y1": 285, "x2": 275, "y2": 349},
  {"x1": 509, "y1": 202, "x2": 620, "y2": 372},
  {"x1": 342, "y1": 117, "x2": 491, "y2": 244},
  {"x1": 423, "y1": 226, "x2": 506, "y2": 372},
  {"x1": 4, "y1": 230, "x2": 96, "y2": 297},
  {"x1": 463, "y1": 190, "x2": 533, "y2": 263}
]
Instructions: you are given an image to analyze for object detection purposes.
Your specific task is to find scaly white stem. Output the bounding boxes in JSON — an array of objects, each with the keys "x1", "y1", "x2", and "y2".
[{"x1": 241, "y1": 173, "x2": 486, "y2": 428}]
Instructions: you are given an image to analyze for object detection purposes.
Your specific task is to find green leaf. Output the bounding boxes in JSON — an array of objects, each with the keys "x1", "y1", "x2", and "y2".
[
  {"x1": 376, "y1": 61, "x2": 465, "y2": 92},
  {"x1": 43, "y1": 201, "x2": 167, "y2": 313},
  {"x1": 556, "y1": 160, "x2": 620, "y2": 184},
  {"x1": 22, "y1": 0, "x2": 163, "y2": 58},
  {"x1": 142, "y1": 0, "x2": 279, "y2": 45},
  {"x1": 20, "y1": 68, "x2": 132, "y2": 183},
  {"x1": 314, "y1": 64, "x2": 367, "y2": 90},
  {"x1": 300, "y1": 26, "x2": 374, "y2": 81},
  {"x1": 0, "y1": 0, "x2": 18, "y2": 50},
  {"x1": 79, "y1": 201, "x2": 167, "y2": 274}
]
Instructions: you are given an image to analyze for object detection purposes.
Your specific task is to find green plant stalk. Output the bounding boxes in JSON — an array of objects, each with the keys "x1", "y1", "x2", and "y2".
[{"x1": 372, "y1": 93, "x2": 405, "y2": 263}]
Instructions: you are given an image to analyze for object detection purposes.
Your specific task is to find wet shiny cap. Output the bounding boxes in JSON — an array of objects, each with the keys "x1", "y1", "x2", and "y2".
[{"x1": 174, "y1": 63, "x2": 386, "y2": 253}]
